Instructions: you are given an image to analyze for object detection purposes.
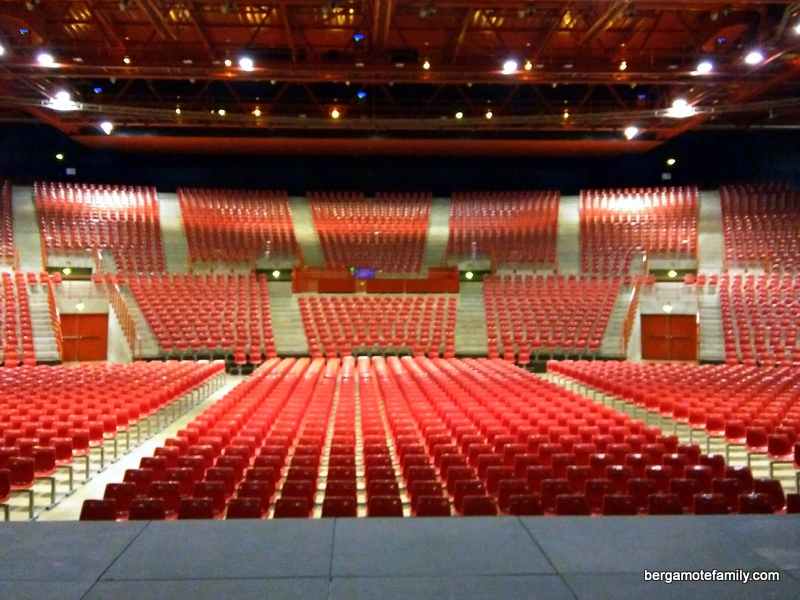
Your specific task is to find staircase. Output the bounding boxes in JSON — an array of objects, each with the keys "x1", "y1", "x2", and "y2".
[
  {"x1": 26, "y1": 284, "x2": 60, "y2": 362},
  {"x1": 421, "y1": 197, "x2": 450, "y2": 268},
  {"x1": 157, "y1": 192, "x2": 190, "y2": 273},
  {"x1": 454, "y1": 282, "x2": 489, "y2": 356},
  {"x1": 268, "y1": 282, "x2": 309, "y2": 356},
  {"x1": 118, "y1": 286, "x2": 162, "y2": 358},
  {"x1": 699, "y1": 291, "x2": 726, "y2": 362},
  {"x1": 555, "y1": 194, "x2": 581, "y2": 275},
  {"x1": 599, "y1": 290, "x2": 632, "y2": 359},
  {"x1": 12, "y1": 186, "x2": 44, "y2": 272},
  {"x1": 288, "y1": 197, "x2": 326, "y2": 268},
  {"x1": 697, "y1": 189, "x2": 725, "y2": 273}
]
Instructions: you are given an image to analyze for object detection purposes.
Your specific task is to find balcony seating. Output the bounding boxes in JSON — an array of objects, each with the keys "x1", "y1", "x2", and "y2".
[
  {"x1": 35, "y1": 182, "x2": 164, "y2": 272},
  {"x1": 483, "y1": 274, "x2": 620, "y2": 360},
  {"x1": 126, "y1": 273, "x2": 277, "y2": 361},
  {"x1": 580, "y1": 187, "x2": 698, "y2": 273},
  {"x1": 447, "y1": 191, "x2": 558, "y2": 266},
  {"x1": 720, "y1": 183, "x2": 800, "y2": 272},
  {"x1": 0, "y1": 272, "x2": 36, "y2": 367},
  {"x1": 177, "y1": 188, "x2": 296, "y2": 265},
  {"x1": 719, "y1": 273, "x2": 800, "y2": 366},
  {"x1": 307, "y1": 191, "x2": 431, "y2": 272},
  {"x1": 299, "y1": 294, "x2": 456, "y2": 359}
]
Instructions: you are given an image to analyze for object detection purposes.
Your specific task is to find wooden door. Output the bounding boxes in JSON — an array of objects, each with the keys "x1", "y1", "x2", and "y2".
[
  {"x1": 60, "y1": 314, "x2": 109, "y2": 361},
  {"x1": 641, "y1": 314, "x2": 697, "y2": 361}
]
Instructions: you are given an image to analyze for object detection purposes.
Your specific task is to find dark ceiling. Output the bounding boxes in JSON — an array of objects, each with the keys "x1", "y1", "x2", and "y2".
[{"x1": 1, "y1": 0, "x2": 799, "y2": 154}]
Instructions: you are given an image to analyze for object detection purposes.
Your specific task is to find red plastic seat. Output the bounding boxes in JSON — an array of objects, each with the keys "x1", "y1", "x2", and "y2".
[
  {"x1": 273, "y1": 497, "x2": 312, "y2": 518},
  {"x1": 738, "y1": 493, "x2": 774, "y2": 514},
  {"x1": 647, "y1": 493, "x2": 684, "y2": 515},
  {"x1": 693, "y1": 493, "x2": 729, "y2": 515},
  {"x1": 461, "y1": 495, "x2": 498, "y2": 516},
  {"x1": 178, "y1": 497, "x2": 215, "y2": 520},
  {"x1": 414, "y1": 495, "x2": 451, "y2": 516},
  {"x1": 601, "y1": 494, "x2": 637, "y2": 516},
  {"x1": 367, "y1": 496, "x2": 404, "y2": 517},
  {"x1": 555, "y1": 493, "x2": 590, "y2": 516},
  {"x1": 225, "y1": 497, "x2": 264, "y2": 519},
  {"x1": 129, "y1": 498, "x2": 167, "y2": 520},
  {"x1": 79, "y1": 499, "x2": 117, "y2": 521}
]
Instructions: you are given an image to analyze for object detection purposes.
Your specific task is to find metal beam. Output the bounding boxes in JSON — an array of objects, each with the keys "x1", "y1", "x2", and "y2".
[
  {"x1": 135, "y1": 0, "x2": 177, "y2": 41},
  {"x1": 579, "y1": 1, "x2": 631, "y2": 47}
]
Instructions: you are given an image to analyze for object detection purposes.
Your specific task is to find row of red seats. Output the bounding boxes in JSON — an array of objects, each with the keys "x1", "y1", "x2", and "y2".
[
  {"x1": 484, "y1": 275, "x2": 621, "y2": 361},
  {"x1": 0, "y1": 180, "x2": 13, "y2": 259},
  {"x1": 548, "y1": 360, "x2": 800, "y2": 479},
  {"x1": 1, "y1": 272, "x2": 36, "y2": 367},
  {"x1": 580, "y1": 187, "x2": 698, "y2": 273},
  {"x1": 178, "y1": 188, "x2": 296, "y2": 264},
  {"x1": 35, "y1": 182, "x2": 164, "y2": 272},
  {"x1": 721, "y1": 184, "x2": 800, "y2": 273},
  {"x1": 719, "y1": 273, "x2": 800, "y2": 366},
  {"x1": 298, "y1": 295, "x2": 457, "y2": 359},
  {"x1": 447, "y1": 192, "x2": 558, "y2": 265},
  {"x1": 126, "y1": 273, "x2": 277, "y2": 361},
  {"x1": 308, "y1": 192, "x2": 431, "y2": 273},
  {"x1": 1, "y1": 361, "x2": 223, "y2": 519}
]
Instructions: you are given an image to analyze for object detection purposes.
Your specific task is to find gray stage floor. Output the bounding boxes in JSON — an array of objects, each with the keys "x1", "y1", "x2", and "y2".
[{"x1": 0, "y1": 516, "x2": 798, "y2": 600}]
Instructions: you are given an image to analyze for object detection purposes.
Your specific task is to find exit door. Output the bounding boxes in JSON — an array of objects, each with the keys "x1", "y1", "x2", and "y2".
[
  {"x1": 61, "y1": 313, "x2": 109, "y2": 361},
  {"x1": 641, "y1": 314, "x2": 698, "y2": 361}
]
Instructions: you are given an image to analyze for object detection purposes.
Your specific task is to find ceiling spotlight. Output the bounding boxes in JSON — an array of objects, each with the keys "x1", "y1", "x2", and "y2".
[
  {"x1": 37, "y1": 52, "x2": 55, "y2": 67},
  {"x1": 502, "y1": 59, "x2": 518, "y2": 74},
  {"x1": 563, "y1": 110, "x2": 569, "y2": 119},
  {"x1": 0, "y1": 44, "x2": 5, "y2": 57},
  {"x1": 696, "y1": 60, "x2": 713, "y2": 74},
  {"x1": 619, "y1": 60, "x2": 627, "y2": 71},
  {"x1": 238, "y1": 56, "x2": 254, "y2": 71},
  {"x1": 624, "y1": 125, "x2": 639, "y2": 140},
  {"x1": 662, "y1": 304, "x2": 674, "y2": 314},
  {"x1": 100, "y1": 121, "x2": 114, "y2": 135},
  {"x1": 218, "y1": 109, "x2": 226, "y2": 116},
  {"x1": 123, "y1": 56, "x2": 131, "y2": 64},
  {"x1": 666, "y1": 158, "x2": 676, "y2": 166},
  {"x1": 55, "y1": 153, "x2": 64, "y2": 161},
  {"x1": 455, "y1": 111, "x2": 463, "y2": 119},
  {"x1": 524, "y1": 60, "x2": 532, "y2": 71},
  {"x1": 48, "y1": 90, "x2": 78, "y2": 111},
  {"x1": 252, "y1": 107, "x2": 261, "y2": 117},
  {"x1": 795, "y1": 22, "x2": 800, "y2": 34},
  {"x1": 331, "y1": 108, "x2": 340, "y2": 119},
  {"x1": 224, "y1": 59, "x2": 232, "y2": 67},
  {"x1": 422, "y1": 60, "x2": 430, "y2": 70},
  {"x1": 666, "y1": 98, "x2": 696, "y2": 119},
  {"x1": 744, "y1": 50, "x2": 763, "y2": 65},
  {"x1": 485, "y1": 110, "x2": 493, "y2": 119},
  {"x1": 75, "y1": 301, "x2": 85, "y2": 312},
  {"x1": 175, "y1": 107, "x2": 181, "y2": 114}
]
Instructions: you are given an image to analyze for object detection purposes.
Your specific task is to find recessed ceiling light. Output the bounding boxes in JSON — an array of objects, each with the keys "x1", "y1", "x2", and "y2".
[
  {"x1": 744, "y1": 50, "x2": 763, "y2": 65},
  {"x1": 663, "y1": 304, "x2": 674, "y2": 313}
]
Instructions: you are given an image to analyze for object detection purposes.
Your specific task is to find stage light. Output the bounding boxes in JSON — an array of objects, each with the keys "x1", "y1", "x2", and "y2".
[
  {"x1": 48, "y1": 90, "x2": 77, "y2": 111},
  {"x1": 353, "y1": 33, "x2": 364, "y2": 42},
  {"x1": 624, "y1": 126, "x2": 639, "y2": 140},
  {"x1": 100, "y1": 121, "x2": 114, "y2": 135},
  {"x1": 619, "y1": 60, "x2": 627, "y2": 71},
  {"x1": 218, "y1": 109, "x2": 226, "y2": 116},
  {"x1": 252, "y1": 107, "x2": 261, "y2": 117},
  {"x1": 123, "y1": 56, "x2": 131, "y2": 64},
  {"x1": 485, "y1": 110, "x2": 493, "y2": 119},
  {"x1": 55, "y1": 153, "x2": 64, "y2": 160},
  {"x1": 93, "y1": 87, "x2": 102, "y2": 94},
  {"x1": 667, "y1": 98, "x2": 695, "y2": 119},
  {"x1": 795, "y1": 22, "x2": 800, "y2": 34},
  {"x1": 175, "y1": 107, "x2": 181, "y2": 114},
  {"x1": 696, "y1": 60, "x2": 712, "y2": 74},
  {"x1": 238, "y1": 56, "x2": 254, "y2": 71},
  {"x1": 357, "y1": 91, "x2": 366, "y2": 99},
  {"x1": 563, "y1": 110, "x2": 569, "y2": 119},
  {"x1": 455, "y1": 111, "x2": 463, "y2": 119},
  {"x1": 37, "y1": 52, "x2": 55, "y2": 67},
  {"x1": 502, "y1": 59, "x2": 517, "y2": 74},
  {"x1": 524, "y1": 60, "x2": 532, "y2": 70},
  {"x1": 666, "y1": 158, "x2": 676, "y2": 166},
  {"x1": 0, "y1": 43, "x2": 5, "y2": 57},
  {"x1": 422, "y1": 60, "x2": 430, "y2": 70},
  {"x1": 331, "y1": 108, "x2": 340, "y2": 118},
  {"x1": 224, "y1": 59, "x2": 232, "y2": 67},
  {"x1": 744, "y1": 50, "x2": 763, "y2": 65}
]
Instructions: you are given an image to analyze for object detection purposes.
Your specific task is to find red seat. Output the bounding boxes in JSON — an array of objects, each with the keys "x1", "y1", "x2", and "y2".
[
  {"x1": 193, "y1": 481, "x2": 226, "y2": 518},
  {"x1": 321, "y1": 496, "x2": 358, "y2": 518},
  {"x1": 280, "y1": 480, "x2": 316, "y2": 504},
  {"x1": 326, "y1": 480, "x2": 358, "y2": 499},
  {"x1": 414, "y1": 495, "x2": 451, "y2": 516},
  {"x1": 178, "y1": 497, "x2": 215, "y2": 520},
  {"x1": 540, "y1": 478, "x2": 571, "y2": 513},
  {"x1": 148, "y1": 481, "x2": 182, "y2": 518},
  {"x1": 497, "y1": 479, "x2": 529, "y2": 513},
  {"x1": 507, "y1": 494, "x2": 544, "y2": 516},
  {"x1": 753, "y1": 478, "x2": 786, "y2": 513},
  {"x1": 104, "y1": 482, "x2": 136, "y2": 519},
  {"x1": 237, "y1": 480, "x2": 275, "y2": 507},
  {"x1": 738, "y1": 493, "x2": 774, "y2": 514},
  {"x1": 79, "y1": 499, "x2": 117, "y2": 521},
  {"x1": 273, "y1": 497, "x2": 312, "y2": 518},
  {"x1": 647, "y1": 493, "x2": 684, "y2": 515},
  {"x1": 129, "y1": 498, "x2": 167, "y2": 520},
  {"x1": 461, "y1": 495, "x2": 498, "y2": 516},
  {"x1": 693, "y1": 493, "x2": 729, "y2": 515},
  {"x1": 225, "y1": 497, "x2": 264, "y2": 519},
  {"x1": 555, "y1": 493, "x2": 590, "y2": 516},
  {"x1": 601, "y1": 494, "x2": 637, "y2": 516},
  {"x1": 367, "y1": 496, "x2": 404, "y2": 517}
]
